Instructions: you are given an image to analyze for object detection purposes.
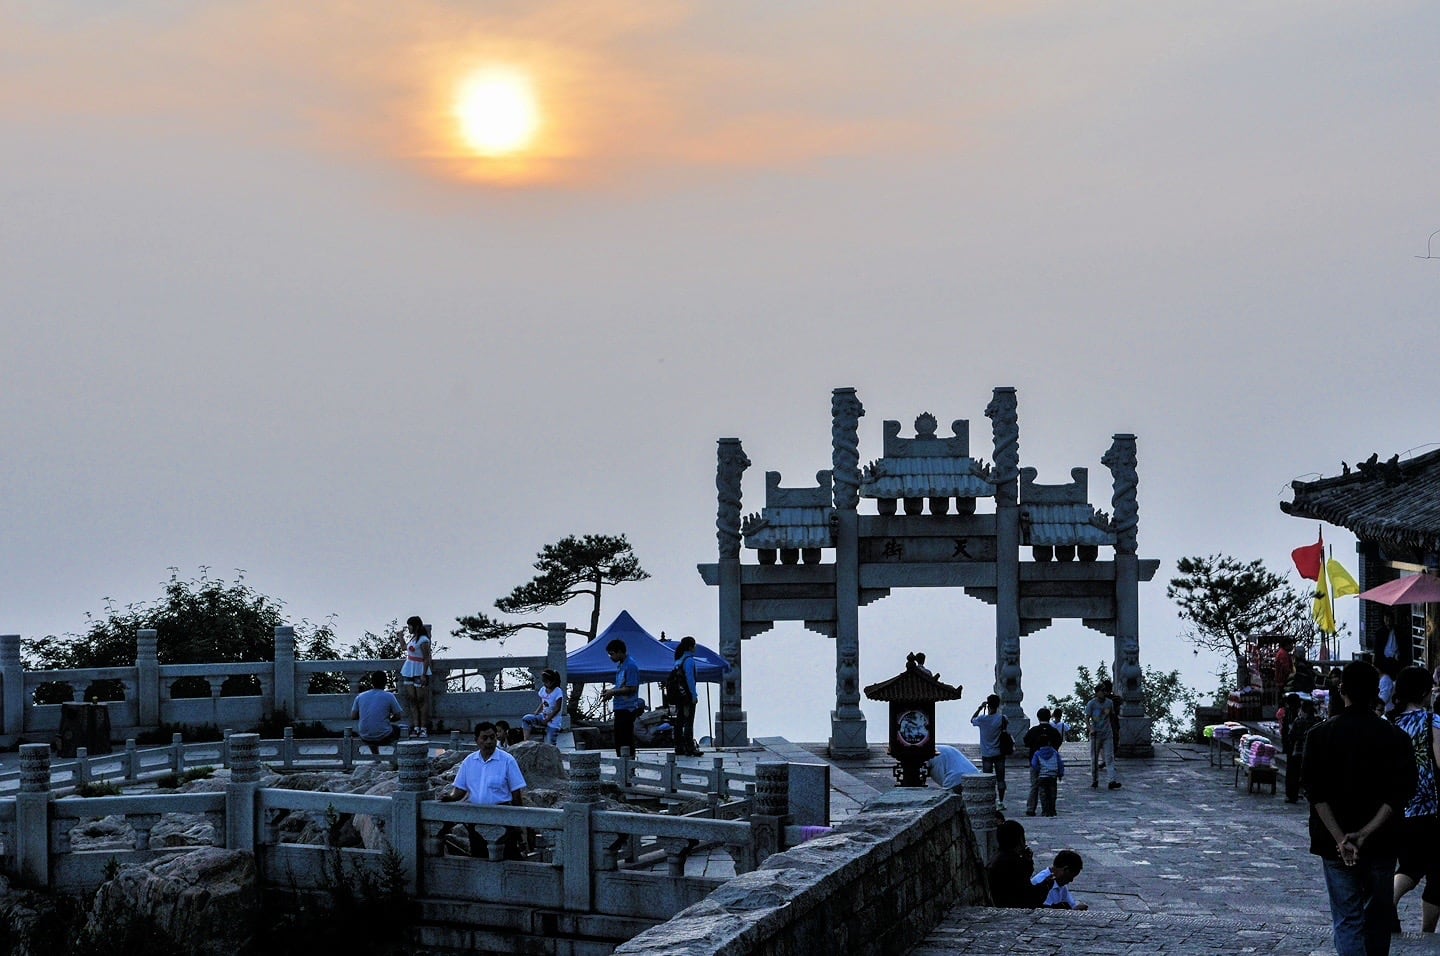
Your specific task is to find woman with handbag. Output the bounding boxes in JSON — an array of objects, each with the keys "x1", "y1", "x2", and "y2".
[{"x1": 1390, "y1": 665, "x2": 1440, "y2": 933}]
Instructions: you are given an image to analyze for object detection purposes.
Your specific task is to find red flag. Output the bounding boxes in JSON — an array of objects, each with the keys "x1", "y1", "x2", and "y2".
[{"x1": 1292, "y1": 529, "x2": 1323, "y2": 581}]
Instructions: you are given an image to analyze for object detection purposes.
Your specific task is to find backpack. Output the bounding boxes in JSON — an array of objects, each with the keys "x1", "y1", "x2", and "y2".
[
  {"x1": 1036, "y1": 747, "x2": 1061, "y2": 779},
  {"x1": 664, "y1": 658, "x2": 693, "y2": 705},
  {"x1": 998, "y1": 716, "x2": 1015, "y2": 756}
]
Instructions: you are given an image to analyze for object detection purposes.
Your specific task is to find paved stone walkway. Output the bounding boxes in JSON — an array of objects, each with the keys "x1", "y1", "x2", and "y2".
[{"x1": 816, "y1": 739, "x2": 1440, "y2": 955}]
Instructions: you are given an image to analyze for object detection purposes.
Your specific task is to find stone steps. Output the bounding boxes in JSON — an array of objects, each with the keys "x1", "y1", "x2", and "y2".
[{"x1": 911, "y1": 905, "x2": 1341, "y2": 955}]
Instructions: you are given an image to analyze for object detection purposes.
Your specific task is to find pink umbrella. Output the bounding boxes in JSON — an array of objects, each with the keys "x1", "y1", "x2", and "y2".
[{"x1": 1356, "y1": 574, "x2": 1440, "y2": 606}]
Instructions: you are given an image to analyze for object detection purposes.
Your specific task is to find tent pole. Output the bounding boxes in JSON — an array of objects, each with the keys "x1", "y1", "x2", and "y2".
[{"x1": 705, "y1": 683, "x2": 714, "y2": 746}]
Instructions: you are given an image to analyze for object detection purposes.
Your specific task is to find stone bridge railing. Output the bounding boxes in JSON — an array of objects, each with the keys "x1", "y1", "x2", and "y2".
[
  {"x1": 0, "y1": 731, "x2": 779, "y2": 807},
  {"x1": 0, "y1": 623, "x2": 571, "y2": 747},
  {"x1": 2, "y1": 738, "x2": 822, "y2": 946}
]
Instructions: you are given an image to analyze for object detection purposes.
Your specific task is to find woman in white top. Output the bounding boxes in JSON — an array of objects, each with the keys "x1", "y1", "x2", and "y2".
[
  {"x1": 521, "y1": 669, "x2": 565, "y2": 745},
  {"x1": 399, "y1": 615, "x2": 433, "y2": 739}
]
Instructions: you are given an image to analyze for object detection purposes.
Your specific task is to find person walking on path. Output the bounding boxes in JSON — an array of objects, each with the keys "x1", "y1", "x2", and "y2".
[
  {"x1": 972, "y1": 693, "x2": 1009, "y2": 810},
  {"x1": 1085, "y1": 680, "x2": 1120, "y2": 790},
  {"x1": 1022, "y1": 707, "x2": 1062, "y2": 816},
  {"x1": 670, "y1": 636, "x2": 702, "y2": 756},
  {"x1": 1390, "y1": 665, "x2": 1440, "y2": 934},
  {"x1": 1031, "y1": 741, "x2": 1065, "y2": 816},
  {"x1": 1285, "y1": 696, "x2": 1318, "y2": 804},
  {"x1": 601, "y1": 638, "x2": 643, "y2": 757},
  {"x1": 399, "y1": 615, "x2": 433, "y2": 738},
  {"x1": 1305, "y1": 659, "x2": 1415, "y2": 956}
]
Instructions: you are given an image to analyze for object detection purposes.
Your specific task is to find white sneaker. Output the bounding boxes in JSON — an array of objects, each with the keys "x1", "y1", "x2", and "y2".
[{"x1": 996, "y1": 801, "x2": 1006, "y2": 811}]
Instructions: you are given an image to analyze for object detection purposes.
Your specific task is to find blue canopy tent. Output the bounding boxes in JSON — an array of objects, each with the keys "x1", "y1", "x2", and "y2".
[
  {"x1": 565, "y1": 610, "x2": 729, "y2": 747},
  {"x1": 565, "y1": 610, "x2": 729, "y2": 682}
]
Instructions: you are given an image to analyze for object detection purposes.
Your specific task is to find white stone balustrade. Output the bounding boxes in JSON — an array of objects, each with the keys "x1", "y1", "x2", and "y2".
[{"x1": 0, "y1": 623, "x2": 570, "y2": 746}]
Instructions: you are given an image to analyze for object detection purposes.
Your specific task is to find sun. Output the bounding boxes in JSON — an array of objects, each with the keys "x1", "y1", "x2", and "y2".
[{"x1": 454, "y1": 68, "x2": 540, "y2": 157}]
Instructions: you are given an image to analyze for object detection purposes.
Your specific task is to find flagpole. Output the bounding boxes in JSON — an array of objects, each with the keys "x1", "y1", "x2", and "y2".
[{"x1": 1326, "y1": 543, "x2": 1337, "y2": 661}]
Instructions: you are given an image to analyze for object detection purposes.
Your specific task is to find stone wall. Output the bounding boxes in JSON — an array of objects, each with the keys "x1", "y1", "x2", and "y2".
[{"x1": 613, "y1": 789, "x2": 987, "y2": 956}]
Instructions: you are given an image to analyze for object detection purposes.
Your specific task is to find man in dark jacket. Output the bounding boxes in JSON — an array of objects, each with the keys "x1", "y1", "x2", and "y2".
[
  {"x1": 1304, "y1": 659, "x2": 1415, "y2": 956},
  {"x1": 1022, "y1": 707, "x2": 1063, "y2": 817}
]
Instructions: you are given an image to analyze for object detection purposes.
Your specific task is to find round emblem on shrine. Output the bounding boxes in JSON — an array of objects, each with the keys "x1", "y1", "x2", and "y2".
[{"x1": 896, "y1": 709, "x2": 931, "y2": 746}]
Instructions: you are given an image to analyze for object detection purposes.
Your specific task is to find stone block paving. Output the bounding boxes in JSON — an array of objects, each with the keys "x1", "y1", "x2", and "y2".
[{"x1": 814, "y1": 739, "x2": 1440, "y2": 955}]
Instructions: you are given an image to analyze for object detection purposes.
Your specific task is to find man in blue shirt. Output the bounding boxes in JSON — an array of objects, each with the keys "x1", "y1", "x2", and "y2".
[
  {"x1": 972, "y1": 693, "x2": 1009, "y2": 810},
  {"x1": 601, "y1": 639, "x2": 643, "y2": 757}
]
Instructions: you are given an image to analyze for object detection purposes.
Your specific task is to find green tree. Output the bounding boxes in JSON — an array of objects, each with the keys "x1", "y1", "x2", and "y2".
[
  {"x1": 24, "y1": 569, "x2": 341, "y2": 702},
  {"x1": 453, "y1": 534, "x2": 650, "y2": 644},
  {"x1": 1166, "y1": 555, "x2": 1317, "y2": 675},
  {"x1": 1045, "y1": 660, "x2": 1203, "y2": 744}
]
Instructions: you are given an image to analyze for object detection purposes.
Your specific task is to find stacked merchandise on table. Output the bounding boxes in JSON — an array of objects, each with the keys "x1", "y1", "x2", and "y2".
[
  {"x1": 1238, "y1": 734, "x2": 1277, "y2": 768},
  {"x1": 1204, "y1": 721, "x2": 1249, "y2": 741},
  {"x1": 1227, "y1": 687, "x2": 1264, "y2": 720}
]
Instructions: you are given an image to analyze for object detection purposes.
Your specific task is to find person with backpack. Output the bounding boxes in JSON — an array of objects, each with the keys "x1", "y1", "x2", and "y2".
[
  {"x1": 1023, "y1": 707, "x2": 1063, "y2": 817},
  {"x1": 1031, "y1": 741, "x2": 1065, "y2": 816},
  {"x1": 667, "y1": 636, "x2": 702, "y2": 756}
]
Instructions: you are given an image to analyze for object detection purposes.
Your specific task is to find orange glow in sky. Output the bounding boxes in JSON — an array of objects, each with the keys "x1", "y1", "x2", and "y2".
[{"x1": 454, "y1": 67, "x2": 541, "y2": 158}]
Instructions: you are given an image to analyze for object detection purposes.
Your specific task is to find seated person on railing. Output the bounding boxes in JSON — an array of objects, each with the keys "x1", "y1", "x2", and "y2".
[
  {"x1": 350, "y1": 671, "x2": 403, "y2": 755},
  {"x1": 439, "y1": 722, "x2": 528, "y2": 858},
  {"x1": 521, "y1": 669, "x2": 566, "y2": 745}
]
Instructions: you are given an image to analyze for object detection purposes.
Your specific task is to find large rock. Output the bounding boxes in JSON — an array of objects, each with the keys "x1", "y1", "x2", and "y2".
[
  {"x1": 0, "y1": 875, "x2": 79, "y2": 956},
  {"x1": 87, "y1": 847, "x2": 257, "y2": 956},
  {"x1": 512, "y1": 740, "x2": 566, "y2": 787}
]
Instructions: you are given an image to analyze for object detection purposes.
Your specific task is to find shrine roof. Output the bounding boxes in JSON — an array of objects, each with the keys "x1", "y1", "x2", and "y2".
[
  {"x1": 863, "y1": 664, "x2": 965, "y2": 702},
  {"x1": 1281, "y1": 447, "x2": 1440, "y2": 554}
]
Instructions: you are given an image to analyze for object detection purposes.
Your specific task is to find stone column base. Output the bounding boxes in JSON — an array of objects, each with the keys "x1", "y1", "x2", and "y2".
[
  {"x1": 715, "y1": 716, "x2": 749, "y2": 749},
  {"x1": 1117, "y1": 715, "x2": 1154, "y2": 758},
  {"x1": 829, "y1": 712, "x2": 868, "y2": 758}
]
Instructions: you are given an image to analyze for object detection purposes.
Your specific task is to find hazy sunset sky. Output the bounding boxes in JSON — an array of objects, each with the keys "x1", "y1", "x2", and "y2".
[{"x1": 5, "y1": 2, "x2": 1437, "y2": 741}]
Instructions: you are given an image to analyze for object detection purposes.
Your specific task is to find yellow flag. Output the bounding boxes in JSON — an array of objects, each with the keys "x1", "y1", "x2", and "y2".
[
  {"x1": 1312, "y1": 564, "x2": 1335, "y2": 634},
  {"x1": 1327, "y1": 558, "x2": 1360, "y2": 599}
]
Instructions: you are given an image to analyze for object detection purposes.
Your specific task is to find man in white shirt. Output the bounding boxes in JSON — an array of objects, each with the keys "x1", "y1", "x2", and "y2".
[{"x1": 441, "y1": 722, "x2": 528, "y2": 858}]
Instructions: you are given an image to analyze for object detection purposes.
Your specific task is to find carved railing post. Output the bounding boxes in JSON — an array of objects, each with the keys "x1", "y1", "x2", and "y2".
[
  {"x1": 226, "y1": 733, "x2": 260, "y2": 852},
  {"x1": 392, "y1": 739, "x2": 429, "y2": 893},
  {"x1": 17, "y1": 743, "x2": 52, "y2": 887},
  {"x1": 135, "y1": 628, "x2": 159, "y2": 729},
  {"x1": 568, "y1": 751, "x2": 602, "y2": 804},
  {"x1": 562, "y1": 800, "x2": 595, "y2": 911},
  {"x1": 1, "y1": 634, "x2": 24, "y2": 745},
  {"x1": 751, "y1": 761, "x2": 790, "y2": 860},
  {"x1": 960, "y1": 772, "x2": 999, "y2": 863},
  {"x1": 273, "y1": 625, "x2": 296, "y2": 722}
]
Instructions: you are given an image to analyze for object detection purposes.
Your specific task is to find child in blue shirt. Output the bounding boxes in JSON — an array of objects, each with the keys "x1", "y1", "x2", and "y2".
[{"x1": 1031, "y1": 743, "x2": 1065, "y2": 816}]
